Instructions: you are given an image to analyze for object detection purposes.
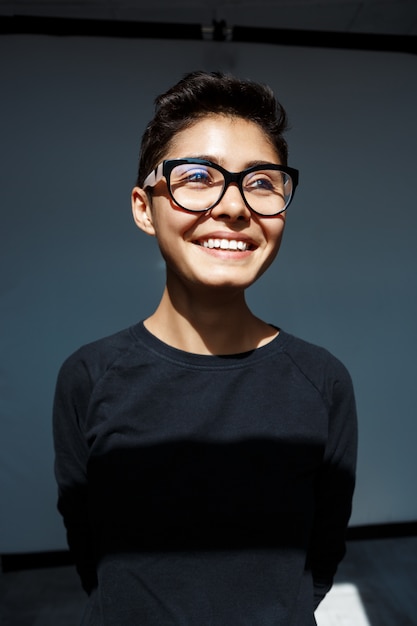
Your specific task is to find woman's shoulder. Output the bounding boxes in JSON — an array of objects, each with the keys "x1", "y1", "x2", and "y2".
[
  {"x1": 57, "y1": 321, "x2": 144, "y2": 382},
  {"x1": 277, "y1": 329, "x2": 354, "y2": 390}
]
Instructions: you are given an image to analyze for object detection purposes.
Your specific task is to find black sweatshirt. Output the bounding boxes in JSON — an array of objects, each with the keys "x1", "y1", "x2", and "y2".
[{"x1": 53, "y1": 322, "x2": 357, "y2": 625}]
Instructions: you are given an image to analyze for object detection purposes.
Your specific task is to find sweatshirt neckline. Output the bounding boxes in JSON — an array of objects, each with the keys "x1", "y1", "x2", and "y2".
[{"x1": 130, "y1": 320, "x2": 287, "y2": 369}]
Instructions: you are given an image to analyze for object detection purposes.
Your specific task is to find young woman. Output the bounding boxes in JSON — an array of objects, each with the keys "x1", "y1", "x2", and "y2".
[{"x1": 53, "y1": 71, "x2": 357, "y2": 625}]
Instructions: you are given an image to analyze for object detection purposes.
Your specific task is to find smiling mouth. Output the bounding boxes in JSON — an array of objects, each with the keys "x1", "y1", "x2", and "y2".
[{"x1": 196, "y1": 238, "x2": 254, "y2": 251}]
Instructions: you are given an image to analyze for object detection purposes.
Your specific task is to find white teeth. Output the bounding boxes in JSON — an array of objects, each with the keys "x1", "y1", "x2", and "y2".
[{"x1": 202, "y1": 239, "x2": 248, "y2": 251}]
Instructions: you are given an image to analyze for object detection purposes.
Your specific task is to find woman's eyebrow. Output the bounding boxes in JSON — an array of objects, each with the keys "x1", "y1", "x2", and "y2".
[
  {"x1": 244, "y1": 159, "x2": 282, "y2": 168},
  {"x1": 181, "y1": 154, "x2": 220, "y2": 163},
  {"x1": 180, "y1": 155, "x2": 281, "y2": 169}
]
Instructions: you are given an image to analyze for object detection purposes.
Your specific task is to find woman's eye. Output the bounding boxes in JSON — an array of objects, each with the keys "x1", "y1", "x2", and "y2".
[
  {"x1": 187, "y1": 170, "x2": 210, "y2": 183},
  {"x1": 175, "y1": 167, "x2": 212, "y2": 185},
  {"x1": 247, "y1": 175, "x2": 274, "y2": 191}
]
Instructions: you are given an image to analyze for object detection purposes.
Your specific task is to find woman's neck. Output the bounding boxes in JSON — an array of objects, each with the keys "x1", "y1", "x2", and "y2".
[{"x1": 143, "y1": 283, "x2": 278, "y2": 355}]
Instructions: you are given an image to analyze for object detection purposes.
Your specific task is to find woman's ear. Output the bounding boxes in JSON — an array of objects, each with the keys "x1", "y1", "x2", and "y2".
[{"x1": 131, "y1": 187, "x2": 156, "y2": 236}]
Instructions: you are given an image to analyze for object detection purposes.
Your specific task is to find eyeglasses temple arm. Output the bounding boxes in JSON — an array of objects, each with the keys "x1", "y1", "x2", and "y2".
[{"x1": 143, "y1": 162, "x2": 164, "y2": 189}]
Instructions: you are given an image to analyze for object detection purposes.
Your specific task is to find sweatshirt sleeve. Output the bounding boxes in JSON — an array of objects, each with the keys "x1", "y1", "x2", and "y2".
[
  {"x1": 310, "y1": 359, "x2": 358, "y2": 608},
  {"x1": 52, "y1": 352, "x2": 97, "y2": 594}
]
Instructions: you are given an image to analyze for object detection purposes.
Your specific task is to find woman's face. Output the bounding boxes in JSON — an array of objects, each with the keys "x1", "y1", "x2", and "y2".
[{"x1": 132, "y1": 114, "x2": 287, "y2": 295}]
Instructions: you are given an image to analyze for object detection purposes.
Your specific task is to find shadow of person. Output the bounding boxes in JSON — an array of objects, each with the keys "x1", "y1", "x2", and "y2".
[{"x1": 60, "y1": 437, "x2": 354, "y2": 624}]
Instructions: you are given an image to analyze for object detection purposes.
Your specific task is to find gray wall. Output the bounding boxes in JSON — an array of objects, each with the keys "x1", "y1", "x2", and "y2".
[{"x1": 1, "y1": 33, "x2": 416, "y2": 553}]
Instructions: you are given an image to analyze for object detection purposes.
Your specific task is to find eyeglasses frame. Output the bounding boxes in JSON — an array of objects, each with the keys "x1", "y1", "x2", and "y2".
[{"x1": 143, "y1": 158, "x2": 299, "y2": 216}]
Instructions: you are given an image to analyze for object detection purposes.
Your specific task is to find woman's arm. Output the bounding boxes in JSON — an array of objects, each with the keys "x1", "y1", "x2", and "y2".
[
  {"x1": 310, "y1": 365, "x2": 358, "y2": 608},
  {"x1": 53, "y1": 355, "x2": 97, "y2": 594}
]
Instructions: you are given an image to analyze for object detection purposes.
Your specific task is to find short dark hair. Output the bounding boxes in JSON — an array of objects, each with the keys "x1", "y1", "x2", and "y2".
[{"x1": 136, "y1": 71, "x2": 289, "y2": 187}]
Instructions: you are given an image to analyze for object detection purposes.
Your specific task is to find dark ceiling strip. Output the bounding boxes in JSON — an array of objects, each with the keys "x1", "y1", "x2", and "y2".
[
  {"x1": 0, "y1": 15, "x2": 202, "y2": 39},
  {"x1": 1, "y1": 15, "x2": 416, "y2": 54},
  {"x1": 233, "y1": 24, "x2": 417, "y2": 54}
]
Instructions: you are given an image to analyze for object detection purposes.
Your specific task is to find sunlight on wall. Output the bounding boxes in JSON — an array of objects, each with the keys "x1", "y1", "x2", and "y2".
[{"x1": 315, "y1": 584, "x2": 371, "y2": 626}]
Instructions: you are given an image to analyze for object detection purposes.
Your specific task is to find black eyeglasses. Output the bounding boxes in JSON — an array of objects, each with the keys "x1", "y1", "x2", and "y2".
[{"x1": 143, "y1": 158, "x2": 299, "y2": 216}]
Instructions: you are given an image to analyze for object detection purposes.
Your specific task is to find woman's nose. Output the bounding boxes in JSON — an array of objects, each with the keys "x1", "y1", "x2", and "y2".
[{"x1": 209, "y1": 183, "x2": 251, "y2": 221}]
